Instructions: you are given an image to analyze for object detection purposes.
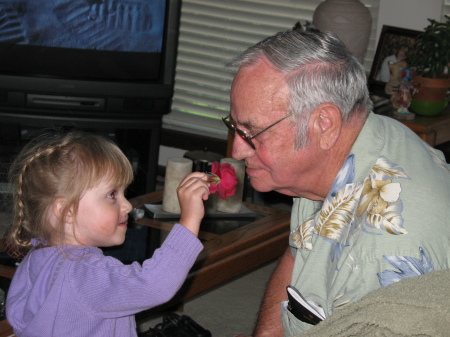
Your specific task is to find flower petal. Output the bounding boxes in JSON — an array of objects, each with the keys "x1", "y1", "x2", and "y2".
[
  {"x1": 207, "y1": 161, "x2": 238, "y2": 199},
  {"x1": 380, "y1": 182, "x2": 401, "y2": 202}
]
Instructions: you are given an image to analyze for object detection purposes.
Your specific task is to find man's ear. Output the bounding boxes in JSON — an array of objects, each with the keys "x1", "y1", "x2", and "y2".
[{"x1": 312, "y1": 103, "x2": 342, "y2": 150}]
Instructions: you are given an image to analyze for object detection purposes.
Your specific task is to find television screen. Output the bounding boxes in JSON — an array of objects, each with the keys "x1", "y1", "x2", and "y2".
[
  {"x1": 0, "y1": 0, "x2": 180, "y2": 118},
  {"x1": 0, "y1": 0, "x2": 165, "y2": 81},
  {"x1": 6, "y1": 1, "x2": 165, "y2": 53}
]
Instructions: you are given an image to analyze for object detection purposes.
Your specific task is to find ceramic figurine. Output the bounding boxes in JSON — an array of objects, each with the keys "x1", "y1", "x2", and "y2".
[{"x1": 385, "y1": 60, "x2": 407, "y2": 96}]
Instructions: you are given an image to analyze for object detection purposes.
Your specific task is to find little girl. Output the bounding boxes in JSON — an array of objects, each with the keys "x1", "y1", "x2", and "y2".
[{"x1": 5, "y1": 131, "x2": 210, "y2": 337}]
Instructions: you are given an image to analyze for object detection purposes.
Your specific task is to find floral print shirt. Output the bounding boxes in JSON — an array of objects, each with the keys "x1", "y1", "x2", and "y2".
[{"x1": 282, "y1": 113, "x2": 450, "y2": 336}]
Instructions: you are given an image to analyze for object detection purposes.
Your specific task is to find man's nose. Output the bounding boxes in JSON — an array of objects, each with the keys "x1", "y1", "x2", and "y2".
[{"x1": 232, "y1": 135, "x2": 254, "y2": 160}]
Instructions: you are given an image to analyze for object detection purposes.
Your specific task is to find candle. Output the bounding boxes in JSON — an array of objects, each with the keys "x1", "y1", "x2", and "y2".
[
  {"x1": 217, "y1": 158, "x2": 246, "y2": 213},
  {"x1": 162, "y1": 157, "x2": 193, "y2": 213},
  {"x1": 204, "y1": 193, "x2": 218, "y2": 214}
]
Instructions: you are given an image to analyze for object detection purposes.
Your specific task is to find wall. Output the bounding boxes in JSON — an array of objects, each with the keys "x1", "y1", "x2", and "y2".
[{"x1": 376, "y1": 0, "x2": 443, "y2": 42}]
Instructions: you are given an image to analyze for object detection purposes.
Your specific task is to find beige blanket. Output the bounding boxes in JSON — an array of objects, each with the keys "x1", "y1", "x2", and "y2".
[{"x1": 300, "y1": 270, "x2": 450, "y2": 337}]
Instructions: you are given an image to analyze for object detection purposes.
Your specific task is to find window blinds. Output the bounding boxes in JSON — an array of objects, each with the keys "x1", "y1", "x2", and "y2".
[{"x1": 163, "y1": 0, "x2": 380, "y2": 139}]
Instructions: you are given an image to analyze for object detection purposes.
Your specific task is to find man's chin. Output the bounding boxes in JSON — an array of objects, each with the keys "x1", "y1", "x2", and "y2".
[
  {"x1": 250, "y1": 180, "x2": 296, "y2": 197},
  {"x1": 249, "y1": 179, "x2": 273, "y2": 193}
]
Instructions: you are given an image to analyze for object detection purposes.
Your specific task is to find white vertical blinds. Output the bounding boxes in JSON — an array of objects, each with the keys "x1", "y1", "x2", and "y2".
[{"x1": 163, "y1": 0, "x2": 380, "y2": 139}]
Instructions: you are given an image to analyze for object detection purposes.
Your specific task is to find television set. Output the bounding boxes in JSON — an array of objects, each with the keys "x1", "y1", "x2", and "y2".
[{"x1": 0, "y1": 0, "x2": 181, "y2": 120}]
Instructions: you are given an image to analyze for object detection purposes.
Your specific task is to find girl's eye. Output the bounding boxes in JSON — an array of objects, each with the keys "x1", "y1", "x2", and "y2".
[{"x1": 108, "y1": 190, "x2": 117, "y2": 199}]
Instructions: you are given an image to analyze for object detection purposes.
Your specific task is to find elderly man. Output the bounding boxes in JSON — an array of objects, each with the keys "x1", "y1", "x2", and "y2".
[{"x1": 223, "y1": 24, "x2": 450, "y2": 336}]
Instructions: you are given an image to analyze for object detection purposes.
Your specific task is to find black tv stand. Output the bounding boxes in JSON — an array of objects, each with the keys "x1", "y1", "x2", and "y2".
[{"x1": 0, "y1": 110, "x2": 163, "y2": 198}]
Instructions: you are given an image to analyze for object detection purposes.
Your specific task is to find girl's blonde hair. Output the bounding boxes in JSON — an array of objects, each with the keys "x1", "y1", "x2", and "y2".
[{"x1": 5, "y1": 130, "x2": 134, "y2": 258}]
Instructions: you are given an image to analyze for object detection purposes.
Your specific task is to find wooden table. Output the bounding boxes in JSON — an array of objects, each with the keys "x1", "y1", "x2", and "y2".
[
  {"x1": 0, "y1": 320, "x2": 13, "y2": 337},
  {"x1": 395, "y1": 105, "x2": 450, "y2": 146},
  {"x1": 132, "y1": 189, "x2": 291, "y2": 313}
]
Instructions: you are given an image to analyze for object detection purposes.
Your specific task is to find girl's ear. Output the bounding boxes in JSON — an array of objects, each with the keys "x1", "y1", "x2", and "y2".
[
  {"x1": 64, "y1": 206, "x2": 75, "y2": 225},
  {"x1": 51, "y1": 198, "x2": 74, "y2": 225}
]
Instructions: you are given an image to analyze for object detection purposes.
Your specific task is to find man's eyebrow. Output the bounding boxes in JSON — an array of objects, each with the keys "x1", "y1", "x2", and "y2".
[
  {"x1": 239, "y1": 120, "x2": 254, "y2": 131},
  {"x1": 234, "y1": 115, "x2": 256, "y2": 131}
]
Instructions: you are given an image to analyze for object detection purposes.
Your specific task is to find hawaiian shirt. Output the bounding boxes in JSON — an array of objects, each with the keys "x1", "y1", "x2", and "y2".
[{"x1": 281, "y1": 112, "x2": 450, "y2": 336}]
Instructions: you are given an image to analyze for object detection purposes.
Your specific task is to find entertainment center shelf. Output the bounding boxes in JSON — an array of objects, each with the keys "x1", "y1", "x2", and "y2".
[{"x1": 0, "y1": 111, "x2": 163, "y2": 198}]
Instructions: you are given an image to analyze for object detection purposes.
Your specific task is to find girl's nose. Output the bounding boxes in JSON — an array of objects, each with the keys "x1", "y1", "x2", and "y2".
[{"x1": 122, "y1": 198, "x2": 133, "y2": 214}]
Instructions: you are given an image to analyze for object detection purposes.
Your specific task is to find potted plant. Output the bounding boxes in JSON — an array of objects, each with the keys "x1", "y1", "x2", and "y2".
[{"x1": 406, "y1": 15, "x2": 450, "y2": 116}]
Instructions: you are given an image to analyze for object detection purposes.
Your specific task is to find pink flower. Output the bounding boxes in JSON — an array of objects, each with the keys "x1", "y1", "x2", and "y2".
[{"x1": 207, "y1": 162, "x2": 237, "y2": 200}]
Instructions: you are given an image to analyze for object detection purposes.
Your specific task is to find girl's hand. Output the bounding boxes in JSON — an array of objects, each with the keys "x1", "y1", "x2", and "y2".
[{"x1": 177, "y1": 172, "x2": 210, "y2": 236}]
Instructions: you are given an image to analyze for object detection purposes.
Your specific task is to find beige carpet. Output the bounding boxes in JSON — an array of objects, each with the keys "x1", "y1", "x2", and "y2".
[{"x1": 137, "y1": 260, "x2": 277, "y2": 337}]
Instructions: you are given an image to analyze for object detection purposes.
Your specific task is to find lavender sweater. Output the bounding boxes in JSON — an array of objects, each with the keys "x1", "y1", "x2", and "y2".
[{"x1": 6, "y1": 224, "x2": 203, "y2": 337}]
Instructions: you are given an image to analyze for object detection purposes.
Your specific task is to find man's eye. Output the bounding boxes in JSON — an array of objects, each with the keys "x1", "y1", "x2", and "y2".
[{"x1": 108, "y1": 191, "x2": 117, "y2": 199}]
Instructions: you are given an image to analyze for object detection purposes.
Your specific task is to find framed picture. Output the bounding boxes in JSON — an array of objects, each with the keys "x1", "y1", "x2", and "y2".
[{"x1": 368, "y1": 25, "x2": 421, "y2": 96}]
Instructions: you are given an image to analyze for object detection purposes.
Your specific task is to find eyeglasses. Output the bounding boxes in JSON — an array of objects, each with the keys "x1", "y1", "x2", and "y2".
[{"x1": 222, "y1": 112, "x2": 294, "y2": 149}]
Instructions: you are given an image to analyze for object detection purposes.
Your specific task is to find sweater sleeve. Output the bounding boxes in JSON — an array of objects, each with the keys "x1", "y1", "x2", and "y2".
[{"x1": 68, "y1": 224, "x2": 203, "y2": 318}]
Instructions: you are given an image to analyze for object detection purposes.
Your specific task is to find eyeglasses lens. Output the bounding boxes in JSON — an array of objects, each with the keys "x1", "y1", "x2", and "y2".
[{"x1": 224, "y1": 116, "x2": 255, "y2": 149}]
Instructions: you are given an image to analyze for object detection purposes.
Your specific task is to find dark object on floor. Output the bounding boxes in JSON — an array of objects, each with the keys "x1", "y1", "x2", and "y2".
[{"x1": 139, "y1": 313, "x2": 212, "y2": 337}]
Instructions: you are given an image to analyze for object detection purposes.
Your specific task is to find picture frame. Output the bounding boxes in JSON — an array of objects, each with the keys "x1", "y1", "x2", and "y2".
[{"x1": 368, "y1": 25, "x2": 421, "y2": 96}]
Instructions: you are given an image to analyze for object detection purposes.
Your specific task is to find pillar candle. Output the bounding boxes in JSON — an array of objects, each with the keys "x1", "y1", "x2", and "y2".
[
  {"x1": 204, "y1": 193, "x2": 218, "y2": 214},
  {"x1": 162, "y1": 157, "x2": 193, "y2": 213},
  {"x1": 217, "y1": 158, "x2": 246, "y2": 213}
]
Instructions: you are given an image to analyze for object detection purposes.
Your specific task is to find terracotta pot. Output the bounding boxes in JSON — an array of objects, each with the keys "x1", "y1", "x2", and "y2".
[{"x1": 412, "y1": 76, "x2": 450, "y2": 103}]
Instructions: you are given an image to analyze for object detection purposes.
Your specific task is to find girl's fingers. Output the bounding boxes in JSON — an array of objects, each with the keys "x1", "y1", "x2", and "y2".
[{"x1": 179, "y1": 172, "x2": 208, "y2": 188}]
